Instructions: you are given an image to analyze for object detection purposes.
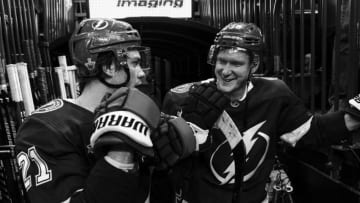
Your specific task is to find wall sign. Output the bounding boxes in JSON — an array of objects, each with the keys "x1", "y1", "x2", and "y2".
[{"x1": 89, "y1": 0, "x2": 192, "y2": 18}]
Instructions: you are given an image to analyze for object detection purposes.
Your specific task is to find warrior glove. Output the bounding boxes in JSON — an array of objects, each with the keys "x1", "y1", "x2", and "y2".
[
  {"x1": 90, "y1": 87, "x2": 160, "y2": 158},
  {"x1": 181, "y1": 82, "x2": 229, "y2": 129}
]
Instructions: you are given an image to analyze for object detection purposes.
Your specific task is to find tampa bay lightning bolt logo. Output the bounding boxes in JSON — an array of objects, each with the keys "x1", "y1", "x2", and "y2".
[
  {"x1": 210, "y1": 121, "x2": 270, "y2": 185},
  {"x1": 92, "y1": 20, "x2": 109, "y2": 30}
]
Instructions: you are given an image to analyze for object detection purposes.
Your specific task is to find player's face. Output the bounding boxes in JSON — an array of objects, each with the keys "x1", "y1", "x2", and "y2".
[
  {"x1": 214, "y1": 49, "x2": 252, "y2": 98},
  {"x1": 126, "y1": 50, "x2": 146, "y2": 87}
]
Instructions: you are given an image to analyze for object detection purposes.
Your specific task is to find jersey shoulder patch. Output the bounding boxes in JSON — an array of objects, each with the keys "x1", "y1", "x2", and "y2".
[
  {"x1": 32, "y1": 99, "x2": 64, "y2": 114},
  {"x1": 170, "y1": 82, "x2": 194, "y2": 94}
]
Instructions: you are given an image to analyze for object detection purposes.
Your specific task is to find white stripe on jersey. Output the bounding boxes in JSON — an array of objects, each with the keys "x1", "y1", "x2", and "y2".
[{"x1": 280, "y1": 116, "x2": 313, "y2": 147}]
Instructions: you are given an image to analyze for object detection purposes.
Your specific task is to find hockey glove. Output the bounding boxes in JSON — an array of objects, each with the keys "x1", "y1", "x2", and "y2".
[
  {"x1": 181, "y1": 82, "x2": 229, "y2": 129},
  {"x1": 90, "y1": 87, "x2": 160, "y2": 158},
  {"x1": 151, "y1": 114, "x2": 196, "y2": 168},
  {"x1": 344, "y1": 93, "x2": 360, "y2": 120}
]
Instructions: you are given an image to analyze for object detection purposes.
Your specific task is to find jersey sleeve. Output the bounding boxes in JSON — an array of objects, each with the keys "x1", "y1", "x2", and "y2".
[
  {"x1": 15, "y1": 116, "x2": 90, "y2": 202},
  {"x1": 276, "y1": 85, "x2": 350, "y2": 148},
  {"x1": 296, "y1": 111, "x2": 350, "y2": 148},
  {"x1": 16, "y1": 116, "x2": 148, "y2": 203},
  {"x1": 277, "y1": 85, "x2": 312, "y2": 135}
]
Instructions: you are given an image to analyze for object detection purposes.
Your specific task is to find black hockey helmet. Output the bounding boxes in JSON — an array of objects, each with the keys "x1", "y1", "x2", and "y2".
[
  {"x1": 69, "y1": 18, "x2": 151, "y2": 84},
  {"x1": 207, "y1": 22, "x2": 264, "y2": 65}
]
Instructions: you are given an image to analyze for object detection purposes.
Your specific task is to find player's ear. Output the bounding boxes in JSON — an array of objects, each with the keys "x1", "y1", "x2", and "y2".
[
  {"x1": 250, "y1": 55, "x2": 260, "y2": 74},
  {"x1": 102, "y1": 61, "x2": 116, "y2": 77}
]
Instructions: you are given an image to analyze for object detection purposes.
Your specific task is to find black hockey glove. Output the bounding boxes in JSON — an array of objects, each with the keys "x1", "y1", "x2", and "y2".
[
  {"x1": 151, "y1": 114, "x2": 196, "y2": 169},
  {"x1": 181, "y1": 82, "x2": 229, "y2": 129}
]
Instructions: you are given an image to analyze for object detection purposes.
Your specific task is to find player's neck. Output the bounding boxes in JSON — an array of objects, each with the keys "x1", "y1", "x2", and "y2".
[
  {"x1": 75, "y1": 79, "x2": 113, "y2": 112},
  {"x1": 230, "y1": 82, "x2": 251, "y2": 102}
]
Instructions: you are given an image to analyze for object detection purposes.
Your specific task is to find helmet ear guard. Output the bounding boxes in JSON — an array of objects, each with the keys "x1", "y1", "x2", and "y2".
[{"x1": 206, "y1": 45, "x2": 218, "y2": 65}]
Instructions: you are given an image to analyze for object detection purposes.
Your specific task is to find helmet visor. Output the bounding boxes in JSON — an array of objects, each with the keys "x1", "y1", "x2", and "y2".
[{"x1": 126, "y1": 46, "x2": 152, "y2": 72}]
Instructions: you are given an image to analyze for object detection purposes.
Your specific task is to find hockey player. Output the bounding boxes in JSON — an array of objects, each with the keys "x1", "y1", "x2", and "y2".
[
  {"x1": 15, "y1": 18, "x2": 160, "y2": 203},
  {"x1": 159, "y1": 22, "x2": 360, "y2": 203}
]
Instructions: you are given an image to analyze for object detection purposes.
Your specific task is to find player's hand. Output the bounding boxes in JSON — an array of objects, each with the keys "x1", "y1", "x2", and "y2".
[
  {"x1": 180, "y1": 82, "x2": 229, "y2": 129},
  {"x1": 90, "y1": 87, "x2": 160, "y2": 158},
  {"x1": 151, "y1": 114, "x2": 196, "y2": 169}
]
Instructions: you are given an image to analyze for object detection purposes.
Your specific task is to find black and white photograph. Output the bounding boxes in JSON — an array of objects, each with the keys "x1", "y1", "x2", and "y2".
[{"x1": 0, "y1": 0, "x2": 359, "y2": 203}]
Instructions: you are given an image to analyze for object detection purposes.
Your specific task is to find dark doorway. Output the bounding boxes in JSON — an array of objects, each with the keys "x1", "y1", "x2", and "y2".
[{"x1": 126, "y1": 17, "x2": 218, "y2": 98}]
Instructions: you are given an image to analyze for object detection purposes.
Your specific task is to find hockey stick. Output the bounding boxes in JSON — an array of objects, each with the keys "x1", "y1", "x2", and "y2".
[
  {"x1": 0, "y1": 0, "x2": 12, "y2": 63},
  {"x1": 29, "y1": 0, "x2": 56, "y2": 101},
  {"x1": 16, "y1": 62, "x2": 34, "y2": 116},
  {"x1": 0, "y1": 2, "x2": 26, "y2": 201},
  {"x1": 21, "y1": 0, "x2": 49, "y2": 105},
  {"x1": 28, "y1": 0, "x2": 42, "y2": 68},
  {"x1": 54, "y1": 66, "x2": 67, "y2": 99},
  {"x1": 16, "y1": 0, "x2": 40, "y2": 107},
  {"x1": 6, "y1": 0, "x2": 35, "y2": 117},
  {"x1": 0, "y1": 2, "x2": 7, "y2": 93},
  {"x1": 58, "y1": 55, "x2": 76, "y2": 99},
  {"x1": 9, "y1": 0, "x2": 24, "y2": 62},
  {"x1": 6, "y1": 64, "x2": 24, "y2": 122},
  {"x1": 0, "y1": 97, "x2": 13, "y2": 145},
  {"x1": 0, "y1": 0, "x2": 25, "y2": 124},
  {"x1": 2, "y1": 0, "x2": 16, "y2": 63}
]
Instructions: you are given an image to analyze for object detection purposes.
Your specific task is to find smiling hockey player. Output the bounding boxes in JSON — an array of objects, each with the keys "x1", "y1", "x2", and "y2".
[{"x1": 160, "y1": 22, "x2": 360, "y2": 203}]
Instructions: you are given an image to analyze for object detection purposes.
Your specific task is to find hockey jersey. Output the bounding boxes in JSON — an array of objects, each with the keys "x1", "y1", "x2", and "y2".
[
  {"x1": 15, "y1": 99, "x2": 94, "y2": 202},
  {"x1": 15, "y1": 99, "x2": 150, "y2": 203},
  {"x1": 162, "y1": 77, "x2": 349, "y2": 203}
]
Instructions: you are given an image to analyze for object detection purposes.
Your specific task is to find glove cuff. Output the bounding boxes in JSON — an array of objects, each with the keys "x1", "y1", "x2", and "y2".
[
  {"x1": 187, "y1": 121, "x2": 210, "y2": 151},
  {"x1": 168, "y1": 117, "x2": 196, "y2": 157},
  {"x1": 91, "y1": 110, "x2": 154, "y2": 156},
  {"x1": 104, "y1": 155, "x2": 137, "y2": 172}
]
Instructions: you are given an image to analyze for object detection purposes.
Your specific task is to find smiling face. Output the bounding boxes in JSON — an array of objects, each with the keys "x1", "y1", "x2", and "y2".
[{"x1": 214, "y1": 48, "x2": 253, "y2": 99}]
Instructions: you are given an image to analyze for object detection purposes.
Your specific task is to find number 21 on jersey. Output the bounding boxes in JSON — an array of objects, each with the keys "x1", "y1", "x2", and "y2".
[{"x1": 17, "y1": 146, "x2": 52, "y2": 191}]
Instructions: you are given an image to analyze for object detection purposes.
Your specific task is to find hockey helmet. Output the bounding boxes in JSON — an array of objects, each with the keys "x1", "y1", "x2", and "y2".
[
  {"x1": 207, "y1": 22, "x2": 264, "y2": 65},
  {"x1": 69, "y1": 18, "x2": 151, "y2": 80}
]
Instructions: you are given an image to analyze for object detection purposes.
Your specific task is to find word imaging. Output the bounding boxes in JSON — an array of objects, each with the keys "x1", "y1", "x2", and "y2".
[{"x1": 117, "y1": 0, "x2": 184, "y2": 8}]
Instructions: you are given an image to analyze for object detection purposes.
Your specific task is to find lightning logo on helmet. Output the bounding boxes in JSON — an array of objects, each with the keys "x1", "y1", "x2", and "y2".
[{"x1": 92, "y1": 20, "x2": 109, "y2": 30}]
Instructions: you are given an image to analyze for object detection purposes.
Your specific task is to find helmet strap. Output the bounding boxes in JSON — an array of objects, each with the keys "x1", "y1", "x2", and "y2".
[
  {"x1": 98, "y1": 66, "x2": 131, "y2": 89},
  {"x1": 248, "y1": 54, "x2": 260, "y2": 80}
]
